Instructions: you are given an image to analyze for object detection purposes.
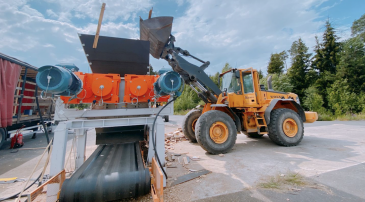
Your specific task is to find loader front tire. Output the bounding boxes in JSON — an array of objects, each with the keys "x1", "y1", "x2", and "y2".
[
  {"x1": 182, "y1": 109, "x2": 201, "y2": 142},
  {"x1": 196, "y1": 110, "x2": 237, "y2": 154},
  {"x1": 268, "y1": 108, "x2": 304, "y2": 146}
]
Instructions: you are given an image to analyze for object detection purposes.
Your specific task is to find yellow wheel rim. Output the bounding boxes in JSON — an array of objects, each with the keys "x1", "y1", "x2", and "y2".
[
  {"x1": 283, "y1": 118, "x2": 298, "y2": 137},
  {"x1": 209, "y1": 121, "x2": 229, "y2": 144},
  {"x1": 192, "y1": 119, "x2": 198, "y2": 132}
]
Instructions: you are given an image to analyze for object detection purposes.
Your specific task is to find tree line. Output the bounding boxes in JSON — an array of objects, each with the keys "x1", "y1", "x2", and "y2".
[
  {"x1": 173, "y1": 14, "x2": 365, "y2": 120},
  {"x1": 264, "y1": 15, "x2": 365, "y2": 119}
]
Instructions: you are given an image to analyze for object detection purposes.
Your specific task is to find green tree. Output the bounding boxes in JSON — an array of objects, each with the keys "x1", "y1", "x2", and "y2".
[
  {"x1": 327, "y1": 79, "x2": 358, "y2": 115},
  {"x1": 271, "y1": 73, "x2": 293, "y2": 92},
  {"x1": 311, "y1": 36, "x2": 323, "y2": 73},
  {"x1": 336, "y1": 37, "x2": 365, "y2": 94},
  {"x1": 149, "y1": 64, "x2": 157, "y2": 75},
  {"x1": 351, "y1": 13, "x2": 365, "y2": 40},
  {"x1": 267, "y1": 51, "x2": 287, "y2": 74},
  {"x1": 311, "y1": 20, "x2": 341, "y2": 108},
  {"x1": 302, "y1": 86, "x2": 325, "y2": 113},
  {"x1": 287, "y1": 38, "x2": 312, "y2": 98},
  {"x1": 258, "y1": 69, "x2": 264, "y2": 79},
  {"x1": 314, "y1": 20, "x2": 340, "y2": 74},
  {"x1": 222, "y1": 63, "x2": 232, "y2": 73}
]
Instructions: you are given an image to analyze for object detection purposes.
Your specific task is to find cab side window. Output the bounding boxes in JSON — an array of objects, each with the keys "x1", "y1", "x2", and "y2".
[{"x1": 243, "y1": 73, "x2": 254, "y2": 94}]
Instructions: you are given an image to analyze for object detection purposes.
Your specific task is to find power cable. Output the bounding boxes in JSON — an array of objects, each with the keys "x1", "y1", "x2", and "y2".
[
  {"x1": 0, "y1": 86, "x2": 52, "y2": 201},
  {"x1": 151, "y1": 97, "x2": 177, "y2": 179}
]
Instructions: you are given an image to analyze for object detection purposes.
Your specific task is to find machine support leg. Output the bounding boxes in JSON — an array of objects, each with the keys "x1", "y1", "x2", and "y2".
[
  {"x1": 147, "y1": 117, "x2": 166, "y2": 187},
  {"x1": 75, "y1": 129, "x2": 87, "y2": 170},
  {"x1": 47, "y1": 122, "x2": 69, "y2": 202}
]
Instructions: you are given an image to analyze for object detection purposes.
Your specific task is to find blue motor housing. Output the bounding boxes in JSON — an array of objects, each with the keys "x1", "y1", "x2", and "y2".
[
  {"x1": 154, "y1": 71, "x2": 182, "y2": 96},
  {"x1": 36, "y1": 65, "x2": 82, "y2": 96}
]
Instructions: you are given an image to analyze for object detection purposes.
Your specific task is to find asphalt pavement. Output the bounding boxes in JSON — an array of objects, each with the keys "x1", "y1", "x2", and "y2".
[{"x1": 0, "y1": 116, "x2": 364, "y2": 202}]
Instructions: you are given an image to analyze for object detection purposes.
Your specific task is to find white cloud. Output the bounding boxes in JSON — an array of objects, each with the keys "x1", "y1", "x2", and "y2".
[
  {"x1": 169, "y1": 0, "x2": 339, "y2": 74},
  {"x1": 43, "y1": 43, "x2": 55, "y2": 48},
  {"x1": 0, "y1": 0, "x2": 355, "y2": 76},
  {"x1": 46, "y1": 9, "x2": 58, "y2": 18},
  {"x1": 0, "y1": 0, "x2": 151, "y2": 72},
  {"x1": 43, "y1": 0, "x2": 152, "y2": 22},
  {"x1": 176, "y1": 0, "x2": 185, "y2": 6},
  {"x1": 20, "y1": 5, "x2": 44, "y2": 17}
]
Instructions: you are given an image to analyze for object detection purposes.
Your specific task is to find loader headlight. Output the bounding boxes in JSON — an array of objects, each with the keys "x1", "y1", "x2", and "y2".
[{"x1": 296, "y1": 97, "x2": 301, "y2": 105}]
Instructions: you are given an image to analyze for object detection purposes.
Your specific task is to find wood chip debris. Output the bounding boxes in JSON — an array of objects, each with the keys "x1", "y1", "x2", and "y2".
[
  {"x1": 183, "y1": 157, "x2": 189, "y2": 165},
  {"x1": 164, "y1": 129, "x2": 189, "y2": 150},
  {"x1": 191, "y1": 156, "x2": 200, "y2": 161}
]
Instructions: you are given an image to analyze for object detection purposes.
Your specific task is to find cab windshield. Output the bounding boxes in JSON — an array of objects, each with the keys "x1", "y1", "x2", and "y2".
[{"x1": 220, "y1": 71, "x2": 242, "y2": 94}]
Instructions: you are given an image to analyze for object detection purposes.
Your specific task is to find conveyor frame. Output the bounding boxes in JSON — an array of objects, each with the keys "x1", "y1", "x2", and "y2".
[{"x1": 46, "y1": 116, "x2": 166, "y2": 202}]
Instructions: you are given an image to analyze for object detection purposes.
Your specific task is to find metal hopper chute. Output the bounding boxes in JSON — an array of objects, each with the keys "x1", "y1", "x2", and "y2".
[{"x1": 140, "y1": 16, "x2": 173, "y2": 59}]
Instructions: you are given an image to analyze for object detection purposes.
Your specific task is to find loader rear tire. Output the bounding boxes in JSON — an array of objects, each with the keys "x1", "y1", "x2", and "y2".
[
  {"x1": 182, "y1": 109, "x2": 201, "y2": 142},
  {"x1": 196, "y1": 110, "x2": 237, "y2": 154},
  {"x1": 268, "y1": 108, "x2": 304, "y2": 146}
]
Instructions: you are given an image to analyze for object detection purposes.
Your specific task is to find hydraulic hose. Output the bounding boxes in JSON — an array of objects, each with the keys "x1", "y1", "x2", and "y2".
[{"x1": 151, "y1": 97, "x2": 177, "y2": 179}]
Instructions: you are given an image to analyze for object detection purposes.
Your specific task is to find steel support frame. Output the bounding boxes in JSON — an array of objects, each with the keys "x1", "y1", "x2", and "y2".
[
  {"x1": 47, "y1": 116, "x2": 165, "y2": 202},
  {"x1": 54, "y1": 98, "x2": 174, "y2": 121}
]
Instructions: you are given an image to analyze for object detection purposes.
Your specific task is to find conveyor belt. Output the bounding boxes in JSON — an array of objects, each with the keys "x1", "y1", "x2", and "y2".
[{"x1": 59, "y1": 142, "x2": 151, "y2": 202}]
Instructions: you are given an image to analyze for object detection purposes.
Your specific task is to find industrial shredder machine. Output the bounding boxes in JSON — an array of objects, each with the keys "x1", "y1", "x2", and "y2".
[{"x1": 35, "y1": 22, "x2": 182, "y2": 201}]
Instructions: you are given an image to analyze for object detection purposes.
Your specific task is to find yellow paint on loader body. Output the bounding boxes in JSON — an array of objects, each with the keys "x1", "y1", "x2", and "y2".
[{"x1": 203, "y1": 68, "x2": 318, "y2": 135}]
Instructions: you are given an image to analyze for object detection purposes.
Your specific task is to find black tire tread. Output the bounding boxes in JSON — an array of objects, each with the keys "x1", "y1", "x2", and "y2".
[
  {"x1": 268, "y1": 108, "x2": 304, "y2": 146},
  {"x1": 182, "y1": 109, "x2": 201, "y2": 142},
  {"x1": 196, "y1": 110, "x2": 237, "y2": 154}
]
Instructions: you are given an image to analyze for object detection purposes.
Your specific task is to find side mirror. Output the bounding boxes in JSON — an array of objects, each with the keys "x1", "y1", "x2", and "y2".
[{"x1": 235, "y1": 71, "x2": 240, "y2": 78}]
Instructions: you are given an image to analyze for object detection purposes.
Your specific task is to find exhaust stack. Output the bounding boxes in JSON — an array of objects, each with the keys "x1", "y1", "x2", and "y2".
[{"x1": 267, "y1": 75, "x2": 273, "y2": 91}]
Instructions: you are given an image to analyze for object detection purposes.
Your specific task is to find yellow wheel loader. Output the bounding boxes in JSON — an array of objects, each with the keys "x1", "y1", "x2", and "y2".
[{"x1": 140, "y1": 16, "x2": 318, "y2": 154}]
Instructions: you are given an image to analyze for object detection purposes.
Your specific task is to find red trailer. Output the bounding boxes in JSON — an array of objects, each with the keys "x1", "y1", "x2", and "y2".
[{"x1": 0, "y1": 52, "x2": 54, "y2": 149}]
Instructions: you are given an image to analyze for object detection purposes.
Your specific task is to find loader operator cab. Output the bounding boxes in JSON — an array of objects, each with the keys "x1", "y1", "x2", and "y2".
[
  {"x1": 220, "y1": 69, "x2": 256, "y2": 95},
  {"x1": 220, "y1": 70, "x2": 242, "y2": 95}
]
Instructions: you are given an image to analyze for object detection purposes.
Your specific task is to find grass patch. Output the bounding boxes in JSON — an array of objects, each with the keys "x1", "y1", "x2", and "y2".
[
  {"x1": 317, "y1": 113, "x2": 336, "y2": 121},
  {"x1": 258, "y1": 172, "x2": 306, "y2": 190},
  {"x1": 336, "y1": 113, "x2": 365, "y2": 121},
  {"x1": 174, "y1": 109, "x2": 191, "y2": 115},
  {"x1": 317, "y1": 112, "x2": 365, "y2": 121}
]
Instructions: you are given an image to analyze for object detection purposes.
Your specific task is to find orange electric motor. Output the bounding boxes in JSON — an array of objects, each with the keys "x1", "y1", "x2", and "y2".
[
  {"x1": 124, "y1": 74, "x2": 169, "y2": 103},
  {"x1": 60, "y1": 72, "x2": 121, "y2": 104}
]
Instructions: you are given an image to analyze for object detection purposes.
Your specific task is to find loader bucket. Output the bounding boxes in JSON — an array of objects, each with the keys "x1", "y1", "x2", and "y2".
[{"x1": 140, "y1": 16, "x2": 173, "y2": 59}]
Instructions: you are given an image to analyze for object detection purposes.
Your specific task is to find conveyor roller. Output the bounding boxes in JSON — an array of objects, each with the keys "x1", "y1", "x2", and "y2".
[{"x1": 59, "y1": 142, "x2": 151, "y2": 202}]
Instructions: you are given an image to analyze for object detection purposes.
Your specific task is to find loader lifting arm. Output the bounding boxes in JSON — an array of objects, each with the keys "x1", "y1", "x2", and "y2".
[{"x1": 160, "y1": 35, "x2": 221, "y2": 103}]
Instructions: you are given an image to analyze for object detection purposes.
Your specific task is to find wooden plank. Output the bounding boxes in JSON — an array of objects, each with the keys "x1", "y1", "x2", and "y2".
[
  {"x1": 14, "y1": 95, "x2": 36, "y2": 99},
  {"x1": 93, "y1": 3, "x2": 106, "y2": 49},
  {"x1": 170, "y1": 169, "x2": 210, "y2": 187},
  {"x1": 18, "y1": 79, "x2": 36, "y2": 85},
  {"x1": 16, "y1": 87, "x2": 35, "y2": 92},
  {"x1": 13, "y1": 76, "x2": 22, "y2": 116},
  {"x1": 148, "y1": 7, "x2": 153, "y2": 19},
  {"x1": 151, "y1": 157, "x2": 163, "y2": 202},
  {"x1": 29, "y1": 170, "x2": 65, "y2": 202}
]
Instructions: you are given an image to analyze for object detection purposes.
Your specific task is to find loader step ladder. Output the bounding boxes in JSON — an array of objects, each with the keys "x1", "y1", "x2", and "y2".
[{"x1": 255, "y1": 117, "x2": 268, "y2": 135}]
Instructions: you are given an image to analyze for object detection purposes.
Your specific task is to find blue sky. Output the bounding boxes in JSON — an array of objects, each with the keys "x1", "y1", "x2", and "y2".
[{"x1": 0, "y1": 0, "x2": 364, "y2": 75}]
